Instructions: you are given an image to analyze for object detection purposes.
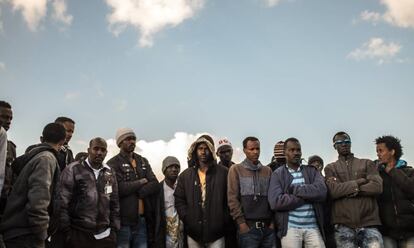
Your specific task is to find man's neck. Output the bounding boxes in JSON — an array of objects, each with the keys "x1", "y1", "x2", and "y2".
[
  {"x1": 287, "y1": 162, "x2": 300, "y2": 171},
  {"x1": 221, "y1": 160, "x2": 232, "y2": 167},
  {"x1": 165, "y1": 178, "x2": 176, "y2": 189},
  {"x1": 198, "y1": 161, "x2": 210, "y2": 172},
  {"x1": 44, "y1": 142, "x2": 59, "y2": 152},
  {"x1": 88, "y1": 158, "x2": 103, "y2": 170},
  {"x1": 121, "y1": 150, "x2": 134, "y2": 159}
]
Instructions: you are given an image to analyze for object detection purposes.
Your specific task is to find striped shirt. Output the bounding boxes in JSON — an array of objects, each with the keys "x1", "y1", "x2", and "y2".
[{"x1": 287, "y1": 165, "x2": 318, "y2": 229}]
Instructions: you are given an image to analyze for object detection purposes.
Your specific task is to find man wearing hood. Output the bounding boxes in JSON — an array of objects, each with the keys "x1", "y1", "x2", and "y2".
[
  {"x1": 174, "y1": 136, "x2": 229, "y2": 248},
  {"x1": 376, "y1": 135, "x2": 414, "y2": 248},
  {"x1": 227, "y1": 136, "x2": 274, "y2": 247}
]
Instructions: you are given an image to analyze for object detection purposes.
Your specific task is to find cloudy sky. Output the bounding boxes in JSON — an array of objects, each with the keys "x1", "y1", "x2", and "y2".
[{"x1": 1, "y1": 0, "x2": 413, "y2": 178}]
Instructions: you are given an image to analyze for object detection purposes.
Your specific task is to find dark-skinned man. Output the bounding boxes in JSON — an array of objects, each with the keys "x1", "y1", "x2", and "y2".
[
  {"x1": 216, "y1": 138, "x2": 235, "y2": 169},
  {"x1": 324, "y1": 131, "x2": 383, "y2": 248},
  {"x1": 54, "y1": 117, "x2": 75, "y2": 171},
  {"x1": 0, "y1": 123, "x2": 66, "y2": 248},
  {"x1": 174, "y1": 136, "x2": 229, "y2": 248},
  {"x1": 107, "y1": 128, "x2": 159, "y2": 248},
  {"x1": 154, "y1": 156, "x2": 184, "y2": 248},
  {"x1": 268, "y1": 138, "x2": 326, "y2": 248},
  {"x1": 59, "y1": 137, "x2": 119, "y2": 248},
  {"x1": 227, "y1": 136, "x2": 274, "y2": 248}
]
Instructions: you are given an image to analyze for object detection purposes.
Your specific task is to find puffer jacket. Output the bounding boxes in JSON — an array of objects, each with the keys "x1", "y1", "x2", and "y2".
[
  {"x1": 378, "y1": 161, "x2": 414, "y2": 240},
  {"x1": 59, "y1": 160, "x2": 120, "y2": 233},
  {"x1": 324, "y1": 154, "x2": 383, "y2": 228}
]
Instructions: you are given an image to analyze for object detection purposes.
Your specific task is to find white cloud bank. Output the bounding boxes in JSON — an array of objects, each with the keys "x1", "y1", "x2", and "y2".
[
  {"x1": 75, "y1": 132, "x2": 245, "y2": 180},
  {"x1": 105, "y1": 0, "x2": 204, "y2": 47},
  {"x1": 0, "y1": 0, "x2": 72, "y2": 31},
  {"x1": 360, "y1": 0, "x2": 414, "y2": 28},
  {"x1": 347, "y1": 37, "x2": 401, "y2": 64}
]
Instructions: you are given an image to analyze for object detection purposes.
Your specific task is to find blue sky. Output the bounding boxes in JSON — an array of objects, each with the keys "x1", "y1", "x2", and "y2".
[{"x1": 1, "y1": 0, "x2": 413, "y2": 177}]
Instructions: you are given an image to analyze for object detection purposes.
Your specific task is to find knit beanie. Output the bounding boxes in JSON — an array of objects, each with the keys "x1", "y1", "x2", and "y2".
[
  {"x1": 116, "y1": 128, "x2": 136, "y2": 147},
  {"x1": 217, "y1": 138, "x2": 232, "y2": 152},
  {"x1": 274, "y1": 141, "x2": 285, "y2": 159},
  {"x1": 162, "y1": 156, "x2": 180, "y2": 174}
]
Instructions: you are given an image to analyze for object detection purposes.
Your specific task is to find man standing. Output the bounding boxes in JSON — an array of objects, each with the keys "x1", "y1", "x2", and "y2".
[
  {"x1": 268, "y1": 138, "x2": 326, "y2": 248},
  {"x1": 0, "y1": 101, "x2": 15, "y2": 213},
  {"x1": 0, "y1": 128, "x2": 6, "y2": 194},
  {"x1": 54, "y1": 117, "x2": 75, "y2": 171},
  {"x1": 107, "y1": 128, "x2": 159, "y2": 248},
  {"x1": 376, "y1": 135, "x2": 414, "y2": 248},
  {"x1": 216, "y1": 138, "x2": 235, "y2": 169},
  {"x1": 59, "y1": 137, "x2": 119, "y2": 248},
  {"x1": 174, "y1": 136, "x2": 229, "y2": 247},
  {"x1": 267, "y1": 141, "x2": 285, "y2": 172},
  {"x1": 308, "y1": 155, "x2": 324, "y2": 173},
  {"x1": 154, "y1": 156, "x2": 184, "y2": 248},
  {"x1": 0, "y1": 123, "x2": 66, "y2": 248},
  {"x1": 227, "y1": 136, "x2": 274, "y2": 248},
  {"x1": 324, "y1": 131, "x2": 383, "y2": 248}
]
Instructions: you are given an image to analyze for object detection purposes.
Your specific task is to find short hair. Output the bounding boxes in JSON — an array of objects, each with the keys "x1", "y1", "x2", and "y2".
[
  {"x1": 0, "y1": 101, "x2": 11, "y2": 109},
  {"x1": 55, "y1": 116, "x2": 75, "y2": 125},
  {"x1": 333, "y1": 131, "x2": 350, "y2": 142},
  {"x1": 375, "y1": 135, "x2": 403, "y2": 161},
  {"x1": 74, "y1": 152, "x2": 88, "y2": 161},
  {"x1": 284, "y1": 137, "x2": 300, "y2": 150},
  {"x1": 243, "y1": 136, "x2": 259, "y2": 148},
  {"x1": 42, "y1": 123, "x2": 66, "y2": 144},
  {"x1": 308, "y1": 155, "x2": 324, "y2": 166},
  {"x1": 89, "y1": 137, "x2": 107, "y2": 147}
]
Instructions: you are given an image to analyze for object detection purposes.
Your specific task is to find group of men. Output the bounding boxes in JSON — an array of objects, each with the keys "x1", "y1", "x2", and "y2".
[{"x1": 0, "y1": 99, "x2": 413, "y2": 248}]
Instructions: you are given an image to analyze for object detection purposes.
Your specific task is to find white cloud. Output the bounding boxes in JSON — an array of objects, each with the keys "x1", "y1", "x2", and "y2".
[
  {"x1": 0, "y1": 61, "x2": 5, "y2": 70},
  {"x1": 74, "y1": 132, "x2": 245, "y2": 180},
  {"x1": 105, "y1": 0, "x2": 204, "y2": 47},
  {"x1": 360, "y1": 10, "x2": 382, "y2": 25},
  {"x1": 51, "y1": 0, "x2": 72, "y2": 26},
  {"x1": 64, "y1": 91, "x2": 80, "y2": 100},
  {"x1": 1, "y1": 0, "x2": 72, "y2": 31},
  {"x1": 264, "y1": 0, "x2": 281, "y2": 7},
  {"x1": 347, "y1": 37, "x2": 401, "y2": 64},
  {"x1": 360, "y1": 0, "x2": 414, "y2": 28}
]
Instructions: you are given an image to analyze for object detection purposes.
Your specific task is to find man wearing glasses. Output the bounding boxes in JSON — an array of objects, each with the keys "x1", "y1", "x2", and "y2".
[{"x1": 324, "y1": 131, "x2": 384, "y2": 248}]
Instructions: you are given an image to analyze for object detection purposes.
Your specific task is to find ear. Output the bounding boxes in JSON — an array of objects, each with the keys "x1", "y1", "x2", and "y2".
[{"x1": 391, "y1": 149, "x2": 395, "y2": 156}]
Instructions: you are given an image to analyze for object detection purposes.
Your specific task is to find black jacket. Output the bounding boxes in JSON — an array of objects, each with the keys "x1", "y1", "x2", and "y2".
[
  {"x1": 59, "y1": 160, "x2": 120, "y2": 233},
  {"x1": 378, "y1": 164, "x2": 414, "y2": 240},
  {"x1": 107, "y1": 152, "x2": 159, "y2": 226},
  {"x1": 174, "y1": 164, "x2": 230, "y2": 243}
]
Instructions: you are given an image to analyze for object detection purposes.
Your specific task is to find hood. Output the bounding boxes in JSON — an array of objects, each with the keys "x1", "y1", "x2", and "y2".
[
  {"x1": 187, "y1": 137, "x2": 217, "y2": 167},
  {"x1": 241, "y1": 158, "x2": 263, "y2": 171}
]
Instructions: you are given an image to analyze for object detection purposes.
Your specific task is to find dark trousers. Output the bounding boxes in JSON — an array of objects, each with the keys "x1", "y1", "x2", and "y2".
[
  {"x1": 4, "y1": 234, "x2": 44, "y2": 248},
  {"x1": 66, "y1": 228, "x2": 116, "y2": 248}
]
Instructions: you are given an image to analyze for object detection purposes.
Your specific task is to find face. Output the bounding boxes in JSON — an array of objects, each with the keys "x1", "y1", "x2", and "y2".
[
  {"x1": 61, "y1": 121, "x2": 75, "y2": 145},
  {"x1": 196, "y1": 143, "x2": 212, "y2": 163},
  {"x1": 376, "y1": 143, "x2": 395, "y2": 165},
  {"x1": 333, "y1": 134, "x2": 352, "y2": 156},
  {"x1": 120, "y1": 136, "x2": 136, "y2": 153},
  {"x1": 0, "y1": 107, "x2": 13, "y2": 131},
  {"x1": 217, "y1": 146, "x2": 233, "y2": 163},
  {"x1": 285, "y1": 141, "x2": 302, "y2": 166},
  {"x1": 310, "y1": 160, "x2": 323, "y2": 172},
  {"x1": 88, "y1": 140, "x2": 107, "y2": 166},
  {"x1": 244, "y1": 140, "x2": 260, "y2": 164},
  {"x1": 164, "y1": 164, "x2": 180, "y2": 182}
]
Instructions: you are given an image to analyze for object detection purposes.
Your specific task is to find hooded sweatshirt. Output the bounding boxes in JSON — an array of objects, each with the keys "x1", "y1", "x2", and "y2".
[{"x1": 228, "y1": 158, "x2": 272, "y2": 224}]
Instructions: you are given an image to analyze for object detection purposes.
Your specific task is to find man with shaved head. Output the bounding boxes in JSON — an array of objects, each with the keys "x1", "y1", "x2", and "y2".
[{"x1": 59, "y1": 137, "x2": 120, "y2": 248}]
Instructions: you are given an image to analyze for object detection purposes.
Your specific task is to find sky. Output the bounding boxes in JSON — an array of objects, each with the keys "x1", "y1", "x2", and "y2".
[{"x1": 1, "y1": 0, "x2": 413, "y2": 179}]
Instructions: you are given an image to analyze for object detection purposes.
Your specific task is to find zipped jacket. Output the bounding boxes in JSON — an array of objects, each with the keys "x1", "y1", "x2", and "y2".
[
  {"x1": 378, "y1": 163, "x2": 414, "y2": 240},
  {"x1": 268, "y1": 165, "x2": 327, "y2": 239},
  {"x1": 59, "y1": 160, "x2": 120, "y2": 233},
  {"x1": 324, "y1": 154, "x2": 382, "y2": 228}
]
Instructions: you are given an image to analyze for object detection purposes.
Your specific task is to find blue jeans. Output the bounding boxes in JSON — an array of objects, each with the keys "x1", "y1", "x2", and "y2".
[
  {"x1": 335, "y1": 224, "x2": 384, "y2": 248},
  {"x1": 117, "y1": 217, "x2": 147, "y2": 248},
  {"x1": 238, "y1": 227, "x2": 275, "y2": 248}
]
